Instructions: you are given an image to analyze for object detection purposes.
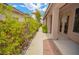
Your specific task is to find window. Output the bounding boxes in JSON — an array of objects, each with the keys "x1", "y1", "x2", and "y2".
[
  {"x1": 18, "y1": 17, "x2": 23, "y2": 22},
  {"x1": 59, "y1": 16, "x2": 62, "y2": 32},
  {"x1": 50, "y1": 15, "x2": 52, "y2": 33},
  {"x1": 0, "y1": 14, "x2": 5, "y2": 20},
  {"x1": 73, "y1": 8, "x2": 79, "y2": 33}
]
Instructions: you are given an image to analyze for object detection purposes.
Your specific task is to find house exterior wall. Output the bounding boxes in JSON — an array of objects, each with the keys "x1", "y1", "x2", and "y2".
[
  {"x1": 45, "y1": 5, "x2": 53, "y2": 38},
  {"x1": 44, "y1": 3, "x2": 65, "y2": 39},
  {"x1": 12, "y1": 12, "x2": 24, "y2": 22},
  {"x1": 0, "y1": 4, "x2": 25, "y2": 22},
  {"x1": 47, "y1": 14, "x2": 51, "y2": 33},
  {"x1": 46, "y1": 3, "x2": 79, "y2": 43},
  {"x1": 59, "y1": 4, "x2": 79, "y2": 43}
]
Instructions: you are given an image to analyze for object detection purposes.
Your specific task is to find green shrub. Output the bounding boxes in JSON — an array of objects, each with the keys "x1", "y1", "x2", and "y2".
[
  {"x1": 0, "y1": 3, "x2": 41, "y2": 55},
  {"x1": 0, "y1": 18, "x2": 26, "y2": 54},
  {"x1": 0, "y1": 17, "x2": 41, "y2": 54},
  {"x1": 42, "y1": 24, "x2": 48, "y2": 33},
  {"x1": 24, "y1": 17, "x2": 41, "y2": 39}
]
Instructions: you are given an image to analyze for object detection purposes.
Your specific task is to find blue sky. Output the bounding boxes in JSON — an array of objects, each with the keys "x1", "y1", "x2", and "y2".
[{"x1": 8, "y1": 3, "x2": 48, "y2": 16}]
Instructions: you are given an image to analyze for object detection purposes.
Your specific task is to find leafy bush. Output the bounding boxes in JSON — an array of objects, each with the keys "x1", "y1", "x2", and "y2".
[
  {"x1": 24, "y1": 17, "x2": 41, "y2": 39},
  {"x1": 42, "y1": 24, "x2": 48, "y2": 33},
  {"x1": 0, "y1": 17, "x2": 40, "y2": 55},
  {"x1": 0, "y1": 18, "x2": 26, "y2": 54},
  {"x1": 0, "y1": 17, "x2": 41, "y2": 54},
  {"x1": 0, "y1": 3, "x2": 40, "y2": 55}
]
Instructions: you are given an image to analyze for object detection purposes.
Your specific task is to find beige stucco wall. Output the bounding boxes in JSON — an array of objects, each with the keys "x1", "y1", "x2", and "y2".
[
  {"x1": 12, "y1": 12, "x2": 24, "y2": 22},
  {"x1": 44, "y1": 3, "x2": 79, "y2": 43},
  {"x1": 68, "y1": 4, "x2": 79, "y2": 43},
  {"x1": 46, "y1": 14, "x2": 51, "y2": 33},
  {"x1": 44, "y1": 3, "x2": 66, "y2": 39},
  {"x1": 60, "y1": 4, "x2": 79, "y2": 43},
  {"x1": 43, "y1": 5, "x2": 53, "y2": 39},
  {"x1": 49, "y1": 3, "x2": 65, "y2": 39}
]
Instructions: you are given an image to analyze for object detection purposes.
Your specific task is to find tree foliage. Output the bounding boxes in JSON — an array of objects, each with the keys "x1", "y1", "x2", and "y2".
[{"x1": 33, "y1": 9, "x2": 42, "y2": 22}]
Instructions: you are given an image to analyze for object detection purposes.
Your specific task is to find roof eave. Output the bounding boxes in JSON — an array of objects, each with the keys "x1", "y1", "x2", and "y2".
[{"x1": 43, "y1": 3, "x2": 53, "y2": 20}]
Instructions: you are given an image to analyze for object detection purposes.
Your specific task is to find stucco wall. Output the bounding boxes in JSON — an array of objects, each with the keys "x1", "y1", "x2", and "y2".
[
  {"x1": 60, "y1": 4, "x2": 79, "y2": 43},
  {"x1": 50, "y1": 3, "x2": 65, "y2": 39},
  {"x1": 46, "y1": 14, "x2": 51, "y2": 33},
  {"x1": 44, "y1": 3, "x2": 66, "y2": 39},
  {"x1": 68, "y1": 4, "x2": 79, "y2": 43},
  {"x1": 43, "y1": 3, "x2": 79, "y2": 43}
]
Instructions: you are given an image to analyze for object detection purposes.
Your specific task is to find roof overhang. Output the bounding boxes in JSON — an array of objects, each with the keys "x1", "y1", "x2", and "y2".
[
  {"x1": 43, "y1": 3, "x2": 66, "y2": 20},
  {"x1": 43, "y1": 3, "x2": 53, "y2": 20}
]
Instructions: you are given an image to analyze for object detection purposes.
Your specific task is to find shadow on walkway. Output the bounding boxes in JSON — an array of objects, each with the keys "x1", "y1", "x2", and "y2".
[{"x1": 43, "y1": 39, "x2": 61, "y2": 55}]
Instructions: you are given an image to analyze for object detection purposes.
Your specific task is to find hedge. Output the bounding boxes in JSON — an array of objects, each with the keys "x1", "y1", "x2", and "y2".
[{"x1": 0, "y1": 4, "x2": 41, "y2": 55}]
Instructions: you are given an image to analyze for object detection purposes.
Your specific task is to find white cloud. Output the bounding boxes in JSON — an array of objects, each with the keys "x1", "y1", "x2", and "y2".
[
  {"x1": 24, "y1": 3, "x2": 36, "y2": 11},
  {"x1": 19, "y1": 5, "x2": 26, "y2": 7},
  {"x1": 42, "y1": 7, "x2": 47, "y2": 11},
  {"x1": 12, "y1": 5, "x2": 18, "y2": 7},
  {"x1": 44, "y1": 3, "x2": 48, "y2": 5},
  {"x1": 12, "y1": 5, "x2": 26, "y2": 7},
  {"x1": 24, "y1": 3, "x2": 47, "y2": 13},
  {"x1": 30, "y1": 3, "x2": 38, "y2": 9}
]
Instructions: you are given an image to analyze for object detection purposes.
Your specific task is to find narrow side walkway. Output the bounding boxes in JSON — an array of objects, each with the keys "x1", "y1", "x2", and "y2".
[{"x1": 25, "y1": 27, "x2": 48, "y2": 55}]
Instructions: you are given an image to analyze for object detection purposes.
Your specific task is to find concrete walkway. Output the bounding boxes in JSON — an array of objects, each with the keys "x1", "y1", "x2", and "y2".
[
  {"x1": 53, "y1": 35, "x2": 79, "y2": 55},
  {"x1": 25, "y1": 28, "x2": 79, "y2": 55},
  {"x1": 25, "y1": 27, "x2": 48, "y2": 55}
]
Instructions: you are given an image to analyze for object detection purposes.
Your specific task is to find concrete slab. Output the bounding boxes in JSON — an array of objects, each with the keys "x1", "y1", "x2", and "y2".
[{"x1": 53, "y1": 35, "x2": 79, "y2": 55}]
